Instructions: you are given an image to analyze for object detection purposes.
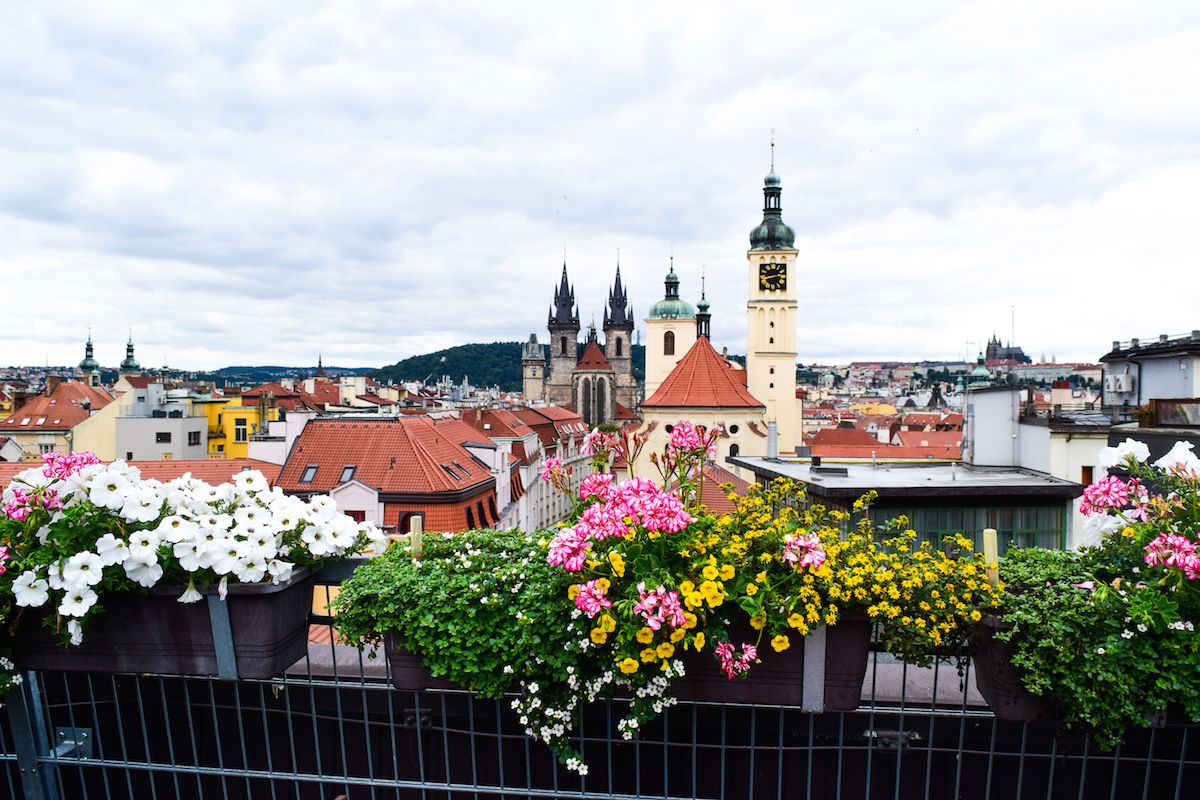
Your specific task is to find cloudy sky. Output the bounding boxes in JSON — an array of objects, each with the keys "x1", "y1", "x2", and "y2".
[{"x1": 2, "y1": 1, "x2": 1198, "y2": 371}]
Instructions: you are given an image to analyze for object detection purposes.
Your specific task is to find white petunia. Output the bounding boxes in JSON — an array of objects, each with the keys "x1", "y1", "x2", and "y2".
[
  {"x1": 156, "y1": 515, "x2": 198, "y2": 544},
  {"x1": 174, "y1": 540, "x2": 206, "y2": 572},
  {"x1": 120, "y1": 485, "x2": 165, "y2": 524},
  {"x1": 267, "y1": 560, "x2": 294, "y2": 585},
  {"x1": 124, "y1": 557, "x2": 164, "y2": 588},
  {"x1": 177, "y1": 579, "x2": 203, "y2": 604},
  {"x1": 13, "y1": 571, "x2": 50, "y2": 607},
  {"x1": 234, "y1": 557, "x2": 268, "y2": 583},
  {"x1": 1078, "y1": 513, "x2": 1125, "y2": 548},
  {"x1": 95, "y1": 533, "x2": 130, "y2": 566},
  {"x1": 301, "y1": 524, "x2": 336, "y2": 557},
  {"x1": 62, "y1": 551, "x2": 105, "y2": 587},
  {"x1": 59, "y1": 587, "x2": 98, "y2": 618},
  {"x1": 46, "y1": 562, "x2": 67, "y2": 591},
  {"x1": 1097, "y1": 438, "x2": 1151, "y2": 469},
  {"x1": 1154, "y1": 441, "x2": 1200, "y2": 476},
  {"x1": 128, "y1": 530, "x2": 161, "y2": 561},
  {"x1": 210, "y1": 539, "x2": 248, "y2": 575},
  {"x1": 233, "y1": 469, "x2": 270, "y2": 495},
  {"x1": 89, "y1": 474, "x2": 132, "y2": 510},
  {"x1": 67, "y1": 620, "x2": 84, "y2": 646}
]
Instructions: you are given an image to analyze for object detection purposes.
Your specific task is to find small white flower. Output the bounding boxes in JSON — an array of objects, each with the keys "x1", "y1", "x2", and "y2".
[
  {"x1": 95, "y1": 533, "x2": 130, "y2": 566},
  {"x1": 67, "y1": 620, "x2": 83, "y2": 646},
  {"x1": 1137, "y1": 623, "x2": 1148, "y2": 633},
  {"x1": 12, "y1": 571, "x2": 50, "y2": 607},
  {"x1": 59, "y1": 587, "x2": 98, "y2": 618},
  {"x1": 177, "y1": 579, "x2": 203, "y2": 604},
  {"x1": 124, "y1": 557, "x2": 164, "y2": 588},
  {"x1": 1121, "y1": 630, "x2": 1134, "y2": 639},
  {"x1": 267, "y1": 560, "x2": 295, "y2": 585},
  {"x1": 1096, "y1": 647, "x2": 1106, "y2": 655},
  {"x1": 63, "y1": 551, "x2": 105, "y2": 587}
]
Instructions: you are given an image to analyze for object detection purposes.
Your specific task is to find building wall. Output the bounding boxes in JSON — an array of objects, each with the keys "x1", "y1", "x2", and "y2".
[
  {"x1": 643, "y1": 320, "x2": 696, "y2": 400},
  {"x1": 71, "y1": 395, "x2": 128, "y2": 461},
  {"x1": 1015, "y1": 421, "x2": 1050, "y2": 474},
  {"x1": 633, "y1": 407, "x2": 765, "y2": 481},
  {"x1": 964, "y1": 388, "x2": 1020, "y2": 466},
  {"x1": 329, "y1": 481, "x2": 384, "y2": 526},
  {"x1": 115, "y1": 416, "x2": 208, "y2": 461},
  {"x1": 745, "y1": 249, "x2": 799, "y2": 454},
  {"x1": 1104, "y1": 353, "x2": 1200, "y2": 407}
]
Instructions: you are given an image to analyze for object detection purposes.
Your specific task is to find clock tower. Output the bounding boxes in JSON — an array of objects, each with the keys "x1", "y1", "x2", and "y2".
[{"x1": 746, "y1": 144, "x2": 799, "y2": 454}]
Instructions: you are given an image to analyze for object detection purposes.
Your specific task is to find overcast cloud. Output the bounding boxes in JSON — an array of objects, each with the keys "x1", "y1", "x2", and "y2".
[{"x1": 1, "y1": 1, "x2": 1198, "y2": 371}]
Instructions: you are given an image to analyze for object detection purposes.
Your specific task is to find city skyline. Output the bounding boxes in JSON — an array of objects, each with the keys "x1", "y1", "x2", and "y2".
[{"x1": 2, "y1": 3, "x2": 1198, "y2": 369}]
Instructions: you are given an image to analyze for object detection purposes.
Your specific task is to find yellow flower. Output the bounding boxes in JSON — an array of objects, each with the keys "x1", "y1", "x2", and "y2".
[
  {"x1": 693, "y1": 632, "x2": 705, "y2": 651},
  {"x1": 745, "y1": 583, "x2": 758, "y2": 596},
  {"x1": 656, "y1": 642, "x2": 675, "y2": 659},
  {"x1": 567, "y1": 584, "x2": 580, "y2": 600},
  {"x1": 707, "y1": 592, "x2": 724, "y2": 608},
  {"x1": 969, "y1": 609, "x2": 982, "y2": 622},
  {"x1": 702, "y1": 564, "x2": 719, "y2": 581},
  {"x1": 679, "y1": 580, "x2": 695, "y2": 595},
  {"x1": 787, "y1": 612, "x2": 804, "y2": 629},
  {"x1": 670, "y1": 627, "x2": 686, "y2": 643},
  {"x1": 618, "y1": 658, "x2": 639, "y2": 674},
  {"x1": 640, "y1": 647, "x2": 657, "y2": 663},
  {"x1": 598, "y1": 614, "x2": 616, "y2": 633},
  {"x1": 750, "y1": 613, "x2": 766, "y2": 630},
  {"x1": 596, "y1": 578, "x2": 611, "y2": 592},
  {"x1": 755, "y1": 571, "x2": 767, "y2": 584},
  {"x1": 636, "y1": 627, "x2": 655, "y2": 644},
  {"x1": 608, "y1": 551, "x2": 626, "y2": 577},
  {"x1": 771, "y1": 634, "x2": 790, "y2": 652},
  {"x1": 590, "y1": 628, "x2": 607, "y2": 644},
  {"x1": 719, "y1": 564, "x2": 735, "y2": 580},
  {"x1": 683, "y1": 612, "x2": 698, "y2": 629},
  {"x1": 685, "y1": 593, "x2": 704, "y2": 609}
]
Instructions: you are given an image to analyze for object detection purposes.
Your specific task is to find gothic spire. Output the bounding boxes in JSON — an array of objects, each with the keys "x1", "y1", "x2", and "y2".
[{"x1": 549, "y1": 261, "x2": 579, "y2": 327}]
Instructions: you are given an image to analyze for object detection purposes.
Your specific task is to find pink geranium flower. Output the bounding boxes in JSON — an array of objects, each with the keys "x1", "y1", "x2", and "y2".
[{"x1": 574, "y1": 579, "x2": 612, "y2": 617}]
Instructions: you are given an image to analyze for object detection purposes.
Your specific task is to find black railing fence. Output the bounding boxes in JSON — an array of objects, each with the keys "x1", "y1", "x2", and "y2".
[{"x1": 2, "y1": 576, "x2": 1197, "y2": 799}]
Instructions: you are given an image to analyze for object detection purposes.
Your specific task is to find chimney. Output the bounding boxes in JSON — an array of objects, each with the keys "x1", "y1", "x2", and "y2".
[
  {"x1": 767, "y1": 421, "x2": 778, "y2": 458},
  {"x1": 12, "y1": 390, "x2": 28, "y2": 412},
  {"x1": 44, "y1": 376, "x2": 62, "y2": 396}
]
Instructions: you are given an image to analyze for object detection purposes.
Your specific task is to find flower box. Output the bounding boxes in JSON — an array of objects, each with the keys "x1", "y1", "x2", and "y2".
[
  {"x1": 14, "y1": 570, "x2": 315, "y2": 680},
  {"x1": 671, "y1": 616, "x2": 871, "y2": 710},
  {"x1": 382, "y1": 633, "x2": 459, "y2": 691},
  {"x1": 971, "y1": 615, "x2": 1047, "y2": 721}
]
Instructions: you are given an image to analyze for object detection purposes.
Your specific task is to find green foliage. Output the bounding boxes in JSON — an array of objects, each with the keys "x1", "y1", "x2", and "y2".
[{"x1": 332, "y1": 529, "x2": 586, "y2": 699}]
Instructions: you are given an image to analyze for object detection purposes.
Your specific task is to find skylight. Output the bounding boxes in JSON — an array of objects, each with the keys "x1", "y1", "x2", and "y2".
[{"x1": 300, "y1": 465, "x2": 318, "y2": 483}]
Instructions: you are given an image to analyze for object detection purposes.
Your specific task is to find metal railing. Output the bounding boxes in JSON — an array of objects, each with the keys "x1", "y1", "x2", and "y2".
[{"x1": 3, "y1": 572, "x2": 1197, "y2": 799}]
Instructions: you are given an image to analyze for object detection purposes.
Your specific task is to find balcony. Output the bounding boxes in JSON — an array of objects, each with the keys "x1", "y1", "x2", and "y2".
[
  {"x1": 3, "y1": 568, "x2": 1196, "y2": 800},
  {"x1": 207, "y1": 427, "x2": 225, "y2": 438}
]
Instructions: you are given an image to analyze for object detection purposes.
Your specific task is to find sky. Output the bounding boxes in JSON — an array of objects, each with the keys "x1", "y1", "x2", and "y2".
[{"x1": 1, "y1": 1, "x2": 1199, "y2": 371}]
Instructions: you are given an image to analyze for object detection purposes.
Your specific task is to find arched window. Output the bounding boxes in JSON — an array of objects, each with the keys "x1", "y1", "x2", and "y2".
[
  {"x1": 729, "y1": 443, "x2": 740, "y2": 457},
  {"x1": 582, "y1": 378, "x2": 592, "y2": 425},
  {"x1": 769, "y1": 367, "x2": 775, "y2": 375},
  {"x1": 664, "y1": 331, "x2": 675, "y2": 356},
  {"x1": 560, "y1": 336, "x2": 567, "y2": 356},
  {"x1": 596, "y1": 379, "x2": 607, "y2": 424},
  {"x1": 616, "y1": 337, "x2": 623, "y2": 357}
]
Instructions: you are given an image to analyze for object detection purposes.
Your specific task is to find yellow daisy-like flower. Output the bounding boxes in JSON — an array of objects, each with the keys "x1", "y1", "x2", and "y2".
[
  {"x1": 745, "y1": 583, "x2": 758, "y2": 596},
  {"x1": 771, "y1": 634, "x2": 790, "y2": 652},
  {"x1": 590, "y1": 628, "x2": 608, "y2": 644},
  {"x1": 640, "y1": 647, "x2": 658, "y2": 663},
  {"x1": 656, "y1": 642, "x2": 675, "y2": 659},
  {"x1": 636, "y1": 627, "x2": 655, "y2": 644},
  {"x1": 719, "y1": 564, "x2": 735, "y2": 580},
  {"x1": 693, "y1": 632, "x2": 706, "y2": 651},
  {"x1": 969, "y1": 609, "x2": 982, "y2": 622},
  {"x1": 618, "y1": 658, "x2": 639, "y2": 674}
]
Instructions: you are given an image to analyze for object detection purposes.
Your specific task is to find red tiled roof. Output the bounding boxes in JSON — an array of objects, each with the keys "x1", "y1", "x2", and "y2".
[
  {"x1": 700, "y1": 463, "x2": 751, "y2": 514},
  {"x1": 643, "y1": 337, "x2": 764, "y2": 409},
  {"x1": 576, "y1": 340, "x2": 613, "y2": 371},
  {"x1": 615, "y1": 402, "x2": 640, "y2": 421},
  {"x1": 464, "y1": 408, "x2": 537, "y2": 439},
  {"x1": 1, "y1": 381, "x2": 113, "y2": 433},
  {"x1": 277, "y1": 417, "x2": 493, "y2": 496},
  {"x1": 809, "y1": 427, "x2": 881, "y2": 447},
  {"x1": 894, "y1": 431, "x2": 963, "y2": 450},
  {"x1": 513, "y1": 406, "x2": 588, "y2": 446},
  {"x1": 122, "y1": 376, "x2": 153, "y2": 389}
]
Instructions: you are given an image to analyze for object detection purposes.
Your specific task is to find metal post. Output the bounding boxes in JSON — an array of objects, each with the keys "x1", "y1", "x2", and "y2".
[
  {"x1": 207, "y1": 595, "x2": 240, "y2": 680},
  {"x1": 802, "y1": 625, "x2": 827, "y2": 712},
  {"x1": 5, "y1": 674, "x2": 59, "y2": 800}
]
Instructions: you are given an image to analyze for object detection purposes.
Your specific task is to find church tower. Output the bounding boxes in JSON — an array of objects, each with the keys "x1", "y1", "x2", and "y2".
[
  {"x1": 643, "y1": 258, "x2": 696, "y2": 400},
  {"x1": 522, "y1": 333, "x2": 546, "y2": 403},
  {"x1": 545, "y1": 263, "x2": 579, "y2": 407},
  {"x1": 603, "y1": 262, "x2": 636, "y2": 409},
  {"x1": 745, "y1": 142, "x2": 799, "y2": 454},
  {"x1": 77, "y1": 333, "x2": 100, "y2": 387},
  {"x1": 119, "y1": 333, "x2": 141, "y2": 378}
]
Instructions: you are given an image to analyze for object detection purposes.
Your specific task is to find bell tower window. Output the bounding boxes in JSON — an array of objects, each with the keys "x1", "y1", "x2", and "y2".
[
  {"x1": 560, "y1": 336, "x2": 567, "y2": 356},
  {"x1": 616, "y1": 337, "x2": 623, "y2": 357},
  {"x1": 664, "y1": 331, "x2": 675, "y2": 356}
]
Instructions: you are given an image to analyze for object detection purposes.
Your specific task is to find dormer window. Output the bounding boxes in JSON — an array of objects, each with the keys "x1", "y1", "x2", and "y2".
[{"x1": 300, "y1": 465, "x2": 318, "y2": 484}]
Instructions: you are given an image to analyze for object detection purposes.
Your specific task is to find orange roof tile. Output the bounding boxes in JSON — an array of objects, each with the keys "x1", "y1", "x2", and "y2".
[
  {"x1": 576, "y1": 339, "x2": 613, "y2": 371},
  {"x1": 277, "y1": 416, "x2": 493, "y2": 496},
  {"x1": 1, "y1": 381, "x2": 113, "y2": 433},
  {"x1": 809, "y1": 427, "x2": 881, "y2": 447},
  {"x1": 894, "y1": 431, "x2": 963, "y2": 450},
  {"x1": 643, "y1": 337, "x2": 764, "y2": 409},
  {"x1": 808, "y1": 444, "x2": 962, "y2": 460},
  {"x1": 0, "y1": 458, "x2": 281, "y2": 488}
]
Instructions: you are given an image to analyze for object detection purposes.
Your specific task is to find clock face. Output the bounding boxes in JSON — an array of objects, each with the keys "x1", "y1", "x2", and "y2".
[{"x1": 758, "y1": 262, "x2": 786, "y2": 292}]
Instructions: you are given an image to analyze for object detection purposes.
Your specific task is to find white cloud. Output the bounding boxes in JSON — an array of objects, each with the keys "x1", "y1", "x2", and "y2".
[{"x1": 1, "y1": 1, "x2": 1198, "y2": 370}]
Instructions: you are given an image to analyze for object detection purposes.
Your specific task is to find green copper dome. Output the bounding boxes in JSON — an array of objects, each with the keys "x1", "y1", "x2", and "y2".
[
  {"x1": 78, "y1": 336, "x2": 99, "y2": 372},
  {"x1": 647, "y1": 263, "x2": 695, "y2": 320},
  {"x1": 749, "y1": 160, "x2": 796, "y2": 251}
]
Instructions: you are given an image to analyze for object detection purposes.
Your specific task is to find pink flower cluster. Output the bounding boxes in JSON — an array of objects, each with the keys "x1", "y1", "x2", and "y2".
[
  {"x1": 540, "y1": 456, "x2": 572, "y2": 495},
  {"x1": 782, "y1": 532, "x2": 826, "y2": 570},
  {"x1": 0, "y1": 544, "x2": 9, "y2": 576},
  {"x1": 574, "y1": 578, "x2": 612, "y2": 617},
  {"x1": 579, "y1": 473, "x2": 618, "y2": 502},
  {"x1": 582, "y1": 429, "x2": 622, "y2": 458},
  {"x1": 575, "y1": 477, "x2": 692, "y2": 542},
  {"x1": 667, "y1": 421, "x2": 721, "y2": 458},
  {"x1": 1079, "y1": 476, "x2": 1150, "y2": 518},
  {"x1": 632, "y1": 582, "x2": 687, "y2": 630},
  {"x1": 1144, "y1": 533, "x2": 1200, "y2": 580},
  {"x1": 41, "y1": 451, "x2": 101, "y2": 480},
  {"x1": 714, "y1": 641, "x2": 759, "y2": 679},
  {"x1": 547, "y1": 527, "x2": 592, "y2": 572},
  {"x1": 4, "y1": 486, "x2": 63, "y2": 522}
]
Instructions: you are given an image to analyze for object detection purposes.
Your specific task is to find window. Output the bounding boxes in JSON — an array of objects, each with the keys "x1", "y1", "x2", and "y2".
[
  {"x1": 440, "y1": 464, "x2": 462, "y2": 482},
  {"x1": 36, "y1": 417, "x2": 45, "y2": 425},
  {"x1": 300, "y1": 465, "x2": 318, "y2": 483},
  {"x1": 187, "y1": 431, "x2": 201, "y2": 447},
  {"x1": 234, "y1": 418, "x2": 247, "y2": 442},
  {"x1": 339, "y1": 465, "x2": 356, "y2": 484},
  {"x1": 155, "y1": 432, "x2": 172, "y2": 444},
  {"x1": 477, "y1": 501, "x2": 488, "y2": 527},
  {"x1": 729, "y1": 443, "x2": 740, "y2": 457},
  {"x1": 769, "y1": 367, "x2": 774, "y2": 374},
  {"x1": 664, "y1": 424, "x2": 674, "y2": 433},
  {"x1": 488, "y1": 496, "x2": 498, "y2": 522},
  {"x1": 39, "y1": 443, "x2": 56, "y2": 454},
  {"x1": 216, "y1": 445, "x2": 225, "y2": 454},
  {"x1": 466, "y1": 506, "x2": 476, "y2": 529},
  {"x1": 1081, "y1": 466, "x2": 1094, "y2": 485},
  {"x1": 616, "y1": 337, "x2": 623, "y2": 357},
  {"x1": 346, "y1": 510, "x2": 365, "y2": 522},
  {"x1": 729, "y1": 424, "x2": 739, "y2": 434},
  {"x1": 560, "y1": 336, "x2": 567, "y2": 356},
  {"x1": 664, "y1": 331, "x2": 675, "y2": 356},
  {"x1": 769, "y1": 337, "x2": 774, "y2": 344},
  {"x1": 217, "y1": 413, "x2": 223, "y2": 425}
]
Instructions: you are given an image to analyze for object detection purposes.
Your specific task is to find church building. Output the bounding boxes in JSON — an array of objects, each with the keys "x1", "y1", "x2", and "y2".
[{"x1": 522, "y1": 263, "x2": 638, "y2": 427}]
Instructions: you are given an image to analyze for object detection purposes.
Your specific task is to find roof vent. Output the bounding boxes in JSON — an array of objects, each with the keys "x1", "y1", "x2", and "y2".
[{"x1": 811, "y1": 466, "x2": 849, "y2": 476}]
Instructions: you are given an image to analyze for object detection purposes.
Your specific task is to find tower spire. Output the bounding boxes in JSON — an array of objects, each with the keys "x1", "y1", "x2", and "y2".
[{"x1": 696, "y1": 268, "x2": 711, "y2": 340}]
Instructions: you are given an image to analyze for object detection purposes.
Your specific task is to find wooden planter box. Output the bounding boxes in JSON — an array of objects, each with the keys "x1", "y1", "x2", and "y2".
[
  {"x1": 383, "y1": 615, "x2": 872, "y2": 711},
  {"x1": 15, "y1": 571, "x2": 315, "y2": 680},
  {"x1": 971, "y1": 615, "x2": 1048, "y2": 721}
]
